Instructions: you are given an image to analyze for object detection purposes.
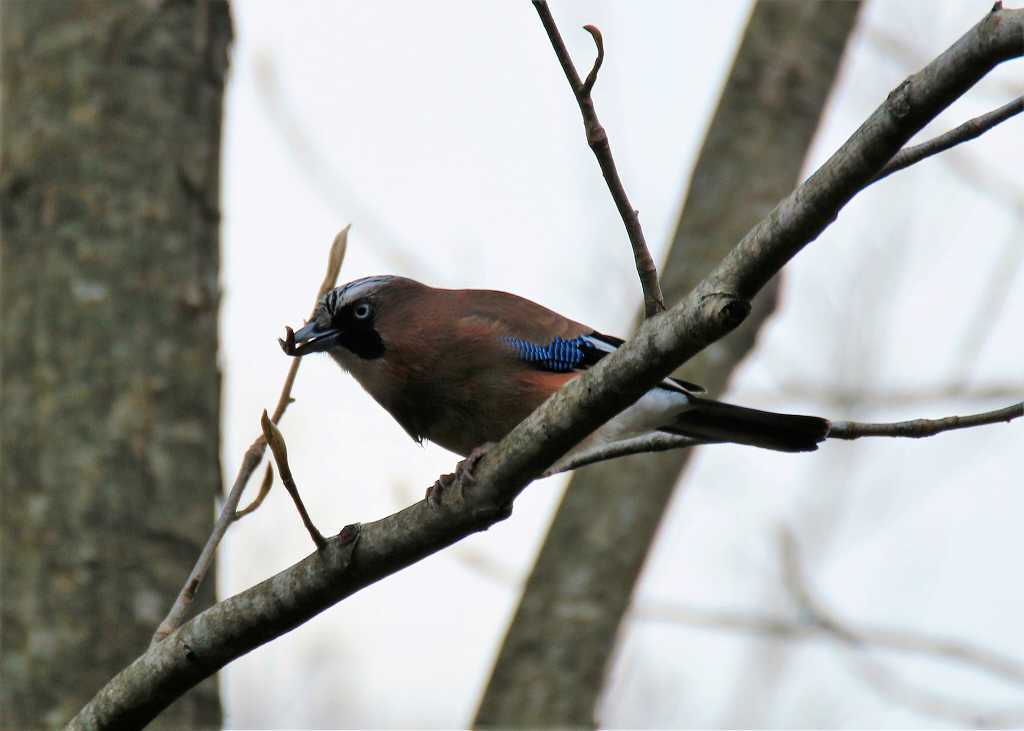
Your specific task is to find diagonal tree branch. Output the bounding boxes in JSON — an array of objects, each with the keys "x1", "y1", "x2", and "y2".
[
  {"x1": 533, "y1": 0, "x2": 665, "y2": 317},
  {"x1": 70, "y1": 7, "x2": 1024, "y2": 728}
]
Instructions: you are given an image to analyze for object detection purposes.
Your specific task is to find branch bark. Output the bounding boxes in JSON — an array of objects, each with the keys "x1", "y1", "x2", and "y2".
[{"x1": 69, "y1": 6, "x2": 1024, "y2": 728}]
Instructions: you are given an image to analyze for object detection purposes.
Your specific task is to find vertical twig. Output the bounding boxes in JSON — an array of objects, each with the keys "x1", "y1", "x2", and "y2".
[{"x1": 532, "y1": 1, "x2": 666, "y2": 317}]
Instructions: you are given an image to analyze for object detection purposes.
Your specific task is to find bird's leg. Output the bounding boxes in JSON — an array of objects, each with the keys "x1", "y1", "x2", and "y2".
[{"x1": 425, "y1": 442, "x2": 495, "y2": 508}]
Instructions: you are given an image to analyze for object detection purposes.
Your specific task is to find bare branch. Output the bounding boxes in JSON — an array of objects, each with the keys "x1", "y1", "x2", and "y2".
[
  {"x1": 827, "y1": 400, "x2": 1022, "y2": 440},
  {"x1": 260, "y1": 410, "x2": 327, "y2": 550},
  {"x1": 541, "y1": 432, "x2": 705, "y2": 475},
  {"x1": 532, "y1": 1, "x2": 665, "y2": 317},
  {"x1": 872, "y1": 95, "x2": 1024, "y2": 183},
  {"x1": 150, "y1": 227, "x2": 348, "y2": 644},
  {"x1": 72, "y1": 8, "x2": 1024, "y2": 727}
]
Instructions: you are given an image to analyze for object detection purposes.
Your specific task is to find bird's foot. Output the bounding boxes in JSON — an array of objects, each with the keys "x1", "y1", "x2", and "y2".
[
  {"x1": 425, "y1": 442, "x2": 494, "y2": 508},
  {"x1": 425, "y1": 472, "x2": 455, "y2": 508},
  {"x1": 454, "y1": 442, "x2": 494, "y2": 486}
]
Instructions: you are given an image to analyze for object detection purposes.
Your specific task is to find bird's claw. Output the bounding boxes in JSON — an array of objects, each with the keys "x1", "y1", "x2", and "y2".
[
  {"x1": 454, "y1": 442, "x2": 492, "y2": 485},
  {"x1": 424, "y1": 442, "x2": 494, "y2": 508},
  {"x1": 425, "y1": 472, "x2": 455, "y2": 508}
]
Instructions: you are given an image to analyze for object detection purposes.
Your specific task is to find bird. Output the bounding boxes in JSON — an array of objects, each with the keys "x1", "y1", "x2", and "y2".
[{"x1": 281, "y1": 275, "x2": 830, "y2": 470}]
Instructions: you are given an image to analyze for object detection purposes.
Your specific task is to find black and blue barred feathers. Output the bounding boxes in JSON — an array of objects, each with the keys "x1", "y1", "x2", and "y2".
[{"x1": 502, "y1": 335, "x2": 589, "y2": 372}]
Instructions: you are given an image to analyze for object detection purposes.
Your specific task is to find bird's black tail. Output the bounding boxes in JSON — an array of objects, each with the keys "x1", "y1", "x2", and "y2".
[{"x1": 663, "y1": 396, "x2": 830, "y2": 453}]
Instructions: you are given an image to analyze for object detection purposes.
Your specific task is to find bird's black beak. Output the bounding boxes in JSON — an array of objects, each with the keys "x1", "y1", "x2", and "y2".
[{"x1": 280, "y1": 321, "x2": 342, "y2": 357}]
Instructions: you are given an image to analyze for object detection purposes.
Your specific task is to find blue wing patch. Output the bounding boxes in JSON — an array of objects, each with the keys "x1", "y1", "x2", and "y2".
[
  {"x1": 502, "y1": 335, "x2": 587, "y2": 372},
  {"x1": 504, "y1": 331, "x2": 706, "y2": 392}
]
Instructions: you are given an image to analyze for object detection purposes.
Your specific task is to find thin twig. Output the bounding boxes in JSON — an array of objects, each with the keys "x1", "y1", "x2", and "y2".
[
  {"x1": 233, "y1": 464, "x2": 274, "y2": 520},
  {"x1": 260, "y1": 411, "x2": 326, "y2": 550},
  {"x1": 542, "y1": 432, "x2": 705, "y2": 475},
  {"x1": 533, "y1": 1, "x2": 665, "y2": 317},
  {"x1": 827, "y1": 400, "x2": 1022, "y2": 439},
  {"x1": 150, "y1": 227, "x2": 348, "y2": 644},
  {"x1": 872, "y1": 95, "x2": 1024, "y2": 183}
]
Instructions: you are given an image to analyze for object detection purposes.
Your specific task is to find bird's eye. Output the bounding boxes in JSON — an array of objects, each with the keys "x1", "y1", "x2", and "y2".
[{"x1": 353, "y1": 302, "x2": 373, "y2": 320}]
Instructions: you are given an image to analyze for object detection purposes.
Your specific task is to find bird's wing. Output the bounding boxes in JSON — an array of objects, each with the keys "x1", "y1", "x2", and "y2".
[
  {"x1": 502, "y1": 329, "x2": 706, "y2": 394},
  {"x1": 446, "y1": 288, "x2": 705, "y2": 394}
]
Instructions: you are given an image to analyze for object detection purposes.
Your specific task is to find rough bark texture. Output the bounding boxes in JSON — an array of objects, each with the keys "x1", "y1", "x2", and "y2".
[
  {"x1": 474, "y1": 3, "x2": 863, "y2": 727},
  {"x1": 0, "y1": 2, "x2": 231, "y2": 729}
]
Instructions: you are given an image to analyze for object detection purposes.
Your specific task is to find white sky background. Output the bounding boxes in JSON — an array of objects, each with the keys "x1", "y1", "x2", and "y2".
[{"x1": 218, "y1": 1, "x2": 1023, "y2": 728}]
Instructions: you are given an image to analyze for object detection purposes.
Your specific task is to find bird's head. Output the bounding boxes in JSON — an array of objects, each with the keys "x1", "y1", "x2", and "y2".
[{"x1": 281, "y1": 275, "x2": 406, "y2": 361}]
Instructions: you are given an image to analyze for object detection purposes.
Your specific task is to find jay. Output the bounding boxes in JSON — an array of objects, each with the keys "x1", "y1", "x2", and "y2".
[{"x1": 281, "y1": 275, "x2": 829, "y2": 467}]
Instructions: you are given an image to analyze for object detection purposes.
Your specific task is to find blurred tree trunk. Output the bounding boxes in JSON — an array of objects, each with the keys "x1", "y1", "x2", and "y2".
[
  {"x1": 474, "y1": 3, "x2": 861, "y2": 727},
  {"x1": 1, "y1": 2, "x2": 231, "y2": 728}
]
